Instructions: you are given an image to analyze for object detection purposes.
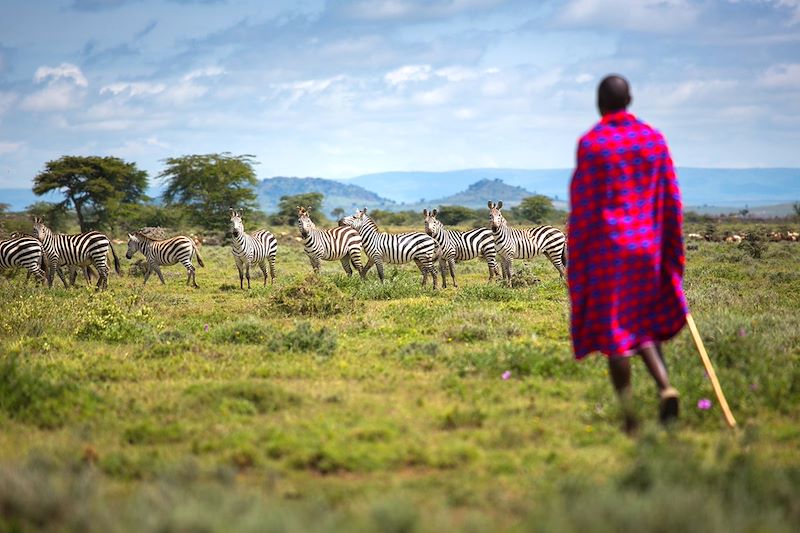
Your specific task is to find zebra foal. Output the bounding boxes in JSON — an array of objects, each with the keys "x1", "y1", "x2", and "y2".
[
  {"x1": 32, "y1": 217, "x2": 121, "y2": 290},
  {"x1": 297, "y1": 206, "x2": 364, "y2": 277},
  {"x1": 126, "y1": 232, "x2": 204, "y2": 288},
  {"x1": 229, "y1": 209, "x2": 277, "y2": 288},
  {"x1": 423, "y1": 208, "x2": 499, "y2": 287},
  {"x1": 339, "y1": 208, "x2": 439, "y2": 288},
  {"x1": 487, "y1": 201, "x2": 567, "y2": 286},
  {"x1": 0, "y1": 236, "x2": 47, "y2": 284}
]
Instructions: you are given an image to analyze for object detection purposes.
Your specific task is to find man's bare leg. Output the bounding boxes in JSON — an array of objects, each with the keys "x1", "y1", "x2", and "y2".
[
  {"x1": 639, "y1": 343, "x2": 679, "y2": 424},
  {"x1": 608, "y1": 355, "x2": 638, "y2": 434}
]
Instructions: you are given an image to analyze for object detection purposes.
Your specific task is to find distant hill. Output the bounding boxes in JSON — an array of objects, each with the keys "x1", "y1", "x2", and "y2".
[
  {"x1": 257, "y1": 177, "x2": 395, "y2": 215},
  {"x1": 345, "y1": 168, "x2": 569, "y2": 204},
  {"x1": 399, "y1": 178, "x2": 541, "y2": 211},
  {"x1": 345, "y1": 167, "x2": 800, "y2": 208}
]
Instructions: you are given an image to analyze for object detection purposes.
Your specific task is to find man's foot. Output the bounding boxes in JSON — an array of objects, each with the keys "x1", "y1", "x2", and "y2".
[
  {"x1": 623, "y1": 412, "x2": 639, "y2": 435},
  {"x1": 659, "y1": 387, "x2": 680, "y2": 424}
]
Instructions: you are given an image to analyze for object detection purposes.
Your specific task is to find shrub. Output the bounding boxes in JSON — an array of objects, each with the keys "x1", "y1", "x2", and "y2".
[
  {"x1": 211, "y1": 317, "x2": 274, "y2": 344},
  {"x1": 75, "y1": 293, "x2": 157, "y2": 343},
  {"x1": 268, "y1": 274, "x2": 354, "y2": 316},
  {"x1": 0, "y1": 357, "x2": 100, "y2": 429},
  {"x1": 279, "y1": 322, "x2": 338, "y2": 358},
  {"x1": 184, "y1": 381, "x2": 301, "y2": 414}
]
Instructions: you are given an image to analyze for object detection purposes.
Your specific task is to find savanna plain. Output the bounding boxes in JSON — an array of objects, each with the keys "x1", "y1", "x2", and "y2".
[{"x1": 1, "y1": 221, "x2": 799, "y2": 532}]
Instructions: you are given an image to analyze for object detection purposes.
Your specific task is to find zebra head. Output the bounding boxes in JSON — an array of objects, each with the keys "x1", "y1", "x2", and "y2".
[
  {"x1": 488, "y1": 201, "x2": 505, "y2": 232},
  {"x1": 296, "y1": 206, "x2": 315, "y2": 237},
  {"x1": 339, "y1": 208, "x2": 367, "y2": 230},
  {"x1": 31, "y1": 216, "x2": 50, "y2": 241},
  {"x1": 125, "y1": 233, "x2": 142, "y2": 259},
  {"x1": 229, "y1": 209, "x2": 245, "y2": 237},
  {"x1": 423, "y1": 208, "x2": 443, "y2": 237}
]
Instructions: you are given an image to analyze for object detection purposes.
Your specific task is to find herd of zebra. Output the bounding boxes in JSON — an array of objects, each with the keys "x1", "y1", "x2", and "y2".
[{"x1": 0, "y1": 201, "x2": 567, "y2": 290}]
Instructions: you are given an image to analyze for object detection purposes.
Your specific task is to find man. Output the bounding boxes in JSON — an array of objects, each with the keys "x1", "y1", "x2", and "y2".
[{"x1": 568, "y1": 75, "x2": 687, "y2": 432}]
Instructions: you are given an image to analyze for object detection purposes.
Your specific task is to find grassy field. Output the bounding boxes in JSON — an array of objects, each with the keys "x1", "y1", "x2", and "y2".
[{"x1": 1, "y1": 222, "x2": 799, "y2": 532}]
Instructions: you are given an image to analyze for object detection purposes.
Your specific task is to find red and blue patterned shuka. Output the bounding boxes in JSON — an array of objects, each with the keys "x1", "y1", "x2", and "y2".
[{"x1": 568, "y1": 110, "x2": 688, "y2": 360}]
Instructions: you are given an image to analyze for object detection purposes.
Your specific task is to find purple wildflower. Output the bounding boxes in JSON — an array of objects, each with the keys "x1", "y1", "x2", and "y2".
[
  {"x1": 204, "y1": 324, "x2": 209, "y2": 332},
  {"x1": 502, "y1": 370, "x2": 512, "y2": 380},
  {"x1": 697, "y1": 398, "x2": 712, "y2": 410}
]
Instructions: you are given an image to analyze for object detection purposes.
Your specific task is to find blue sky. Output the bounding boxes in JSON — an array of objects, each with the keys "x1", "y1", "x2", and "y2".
[{"x1": 1, "y1": 0, "x2": 799, "y2": 188}]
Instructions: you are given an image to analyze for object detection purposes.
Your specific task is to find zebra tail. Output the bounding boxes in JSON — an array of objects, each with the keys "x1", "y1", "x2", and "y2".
[
  {"x1": 561, "y1": 243, "x2": 568, "y2": 269},
  {"x1": 195, "y1": 245, "x2": 205, "y2": 268},
  {"x1": 110, "y1": 243, "x2": 122, "y2": 275}
]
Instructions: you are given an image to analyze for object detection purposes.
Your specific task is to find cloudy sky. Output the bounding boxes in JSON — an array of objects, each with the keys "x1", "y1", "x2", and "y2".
[{"x1": 1, "y1": 0, "x2": 799, "y2": 188}]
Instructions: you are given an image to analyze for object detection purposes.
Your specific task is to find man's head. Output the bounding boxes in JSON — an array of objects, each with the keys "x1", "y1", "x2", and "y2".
[{"x1": 597, "y1": 75, "x2": 631, "y2": 115}]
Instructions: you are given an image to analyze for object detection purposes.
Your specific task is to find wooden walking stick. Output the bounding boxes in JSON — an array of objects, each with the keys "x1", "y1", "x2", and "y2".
[{"x1": 685, "y1": 313, "x2": 737, "y2": 428}]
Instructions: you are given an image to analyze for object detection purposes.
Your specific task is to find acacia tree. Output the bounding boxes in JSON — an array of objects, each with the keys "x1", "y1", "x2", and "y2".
[
  {"x1": 32, "y1": 155, "x2": 149, "y2": 232},
  {"x1": 271, "y1": 192, "x2": 324, "y2": 226},
  {"x1": 160, "y1": 153, "x2": 259, "y2": 231},
  {"x1": 514, "y1": 195, "x2": 555, "y2": 224}
]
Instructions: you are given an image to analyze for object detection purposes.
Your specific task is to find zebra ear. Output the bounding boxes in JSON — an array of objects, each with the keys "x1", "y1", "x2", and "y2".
[
  {"x1": 497, "y1": 201, "x2": 503, "y2": 210},
  {"x1": 423, "y1": 209, "x2": 428, "y2": 217},
  {"x1": 487, "y1": 201, "x2": 494, "y2": 209},
  {"x1": 432, "y1": 209, "x2": 438, "y2": 217},
  {"x1": 363, "y1": 207, "x2": 368, "y2": 215},
  {"x1": 128, "y1": 233, "x2": 134, "y2": 240}
]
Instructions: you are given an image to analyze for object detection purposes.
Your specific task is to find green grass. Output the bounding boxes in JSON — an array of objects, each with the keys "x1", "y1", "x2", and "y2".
[{"x1": 0, "y1": 222, "x2": 799, "y2": 531}]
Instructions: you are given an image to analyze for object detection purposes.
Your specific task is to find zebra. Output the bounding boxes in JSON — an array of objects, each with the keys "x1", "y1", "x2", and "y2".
[
  {"x1": 229, "y1": 209, "x2": 277, "y2": 288},
  {"x1": 339, "y1": 208, "x2": 439, "y2": 288},
  {"x1": 423, "y1": 208, "x2": 499, "y2": 287},
  {"x1": 297, "y1": 206, "x2": 364, "y2": 277},
  {"x1": 125, "y1": 232, "x2": 204, "y2": 288},
  {"x1": 0, "y1": 236, "x2": 47, "y2": 284},
  {"x1": 487, "y1": 201, "x2": 567, "y2": 286},
  {"x1": 32, "y1": 217, "x2": 121, "y2": 290}
]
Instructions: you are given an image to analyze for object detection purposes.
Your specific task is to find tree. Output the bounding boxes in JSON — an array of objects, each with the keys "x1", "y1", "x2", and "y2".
[
  {"x1": 792, "y1": 201, "x2": 800, "y2": 219},
  {"x1": 330, "y1": 207, "x2": 345, "y2": 220},
  {"x1": 26, "y1": 201, "x2": 71, "y2": 233},
  {"x1": 514, "y1": 195, "x2": 555, "y2": 224},
  {"x1": 0, "y1": 203, "x2": 9, "y2": 215},
  {"x1": 160, "y1": 153, "x2": 259, "y2": 231},
  {"x1": 271, "y1": 192, "x2": 325, "y2": 226},
  {"x1": 32, "y1": 155, "x2": 148, "y2": 232},
  {"x1": 435, "y1": 205, "x2": 479, "y2": 226}
]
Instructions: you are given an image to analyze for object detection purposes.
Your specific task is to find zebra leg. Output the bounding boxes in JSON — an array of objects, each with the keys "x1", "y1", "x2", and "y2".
[
  {"x1": 361, "y1": 257, "x2": 374, "y2": 279},
  {"x1": 154, "y1": 265, "x2": 166, "y2": 285},
  {"x1": 545, "y1": 252, "x2": 567, "y2": 279},
  {"x1": 245, "y1": 263, "x2": 251, "y2": 289},
  {"x1": 55, "y1": 266, "x2": 69, "y2": 288},
  {"x1": 504, "y1": 257, "x2": 513, "y2": 287},
  {"x1": 258, "y1": 261, "x2": 269, "y2": 286},
  {"x1": 235, "y1": 259, "x2": 245, "y2": 289},
  {"x1": 310, "y1": 256, "x2": 322, "y2": 275},
  {"x1": 268, "y1": 256, "x2": 276, "y2": 284},
  {"x1": 349, "y1": 250, "x2": 364, "y2": 279},
  {"x1": 143, "y1": 264, "x2": 152, "y2": 285},
  {"x1": 184, "y1": 261, "x2": 198, "y2": 288},
  {"x1": 438, "y1": 258, "x2": 448, "y2": 288},
  {"x1": 339, "y1": 257, "x2": 353, "y2": 277},
  {"x1": 415, "y1": 259, "x2": 428, "y2": 287},
  {"x1": 374, "y1": 258, "x2": 385, "y2": 283},
  {"x1": 95, "y1": 264, "x2": 109, "y2": 291}
]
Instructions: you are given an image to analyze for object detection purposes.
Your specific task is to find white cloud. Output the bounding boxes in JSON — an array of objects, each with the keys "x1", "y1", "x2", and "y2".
[
  {"x1": 385, "y1": 64, "x2": 432, "y2": 86},
  {"x1": 338, "y1": 0, "x2": 502, "y2": 21},
  {"x1": 33, "y1": 63, "x2": 88, "y2": 87},
  {"x1": 21, "y1": 63, "x2": 89, "y2": 112},
  {"x1": 575, "y1": 73, "x2": 593, "y2": 84},
  {"x1": 453, "y1": 107, "x2": 477, "y2": 120},
  {"x1": 412, "y1": 86, "x2": 450, "y2": 106},
  {"x1": 182, "y1": 66, "x2": 225, "y2": 82},
  {"x1": 100, "y1": 81, "x2": 167, "y2": 97},
  {"x1": 758, "y1": 63, "x2": 800, "y2": 88},
  {"x1": 559, "y1": 0, "x2": 699, "y2": 33}
]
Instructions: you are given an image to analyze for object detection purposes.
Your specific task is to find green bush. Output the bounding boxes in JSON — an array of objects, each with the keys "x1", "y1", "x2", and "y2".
[
  {"x1": 0, "y1": 357, "x2": 100, "y2": 429},
  {"x1": 75, "y1": 293, "x2": 157, "y2": 343},
  {"x1": 268, "y1": 274, "x2": 354, "y2": 316}
]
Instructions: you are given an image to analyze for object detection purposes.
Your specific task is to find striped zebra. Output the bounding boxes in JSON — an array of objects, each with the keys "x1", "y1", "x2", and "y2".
[
  {"x1": 32, "y1": 217, "x2": 121, "y2": 290},
  {"x1": 423, "y1": 208, "x2": 499, "y2": 287},
  {"x1": 229, "y1": 210, "x2": 277, "y2": 288},
  {"x1": 0, "y1": 236, "x2": 47, "y2": 284},
  {"x1": 487, "y1": 201, "x2": 567, "y2": 286},
  {"x1": 125, "y1": 232, "x2": 204, "y2": 288},
  {"x1": 339, "y1": 208, "x2": 439, "y2": 288},
  {"x1": 297, "y1": 206, "x2": 364, "y2": 277}
]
